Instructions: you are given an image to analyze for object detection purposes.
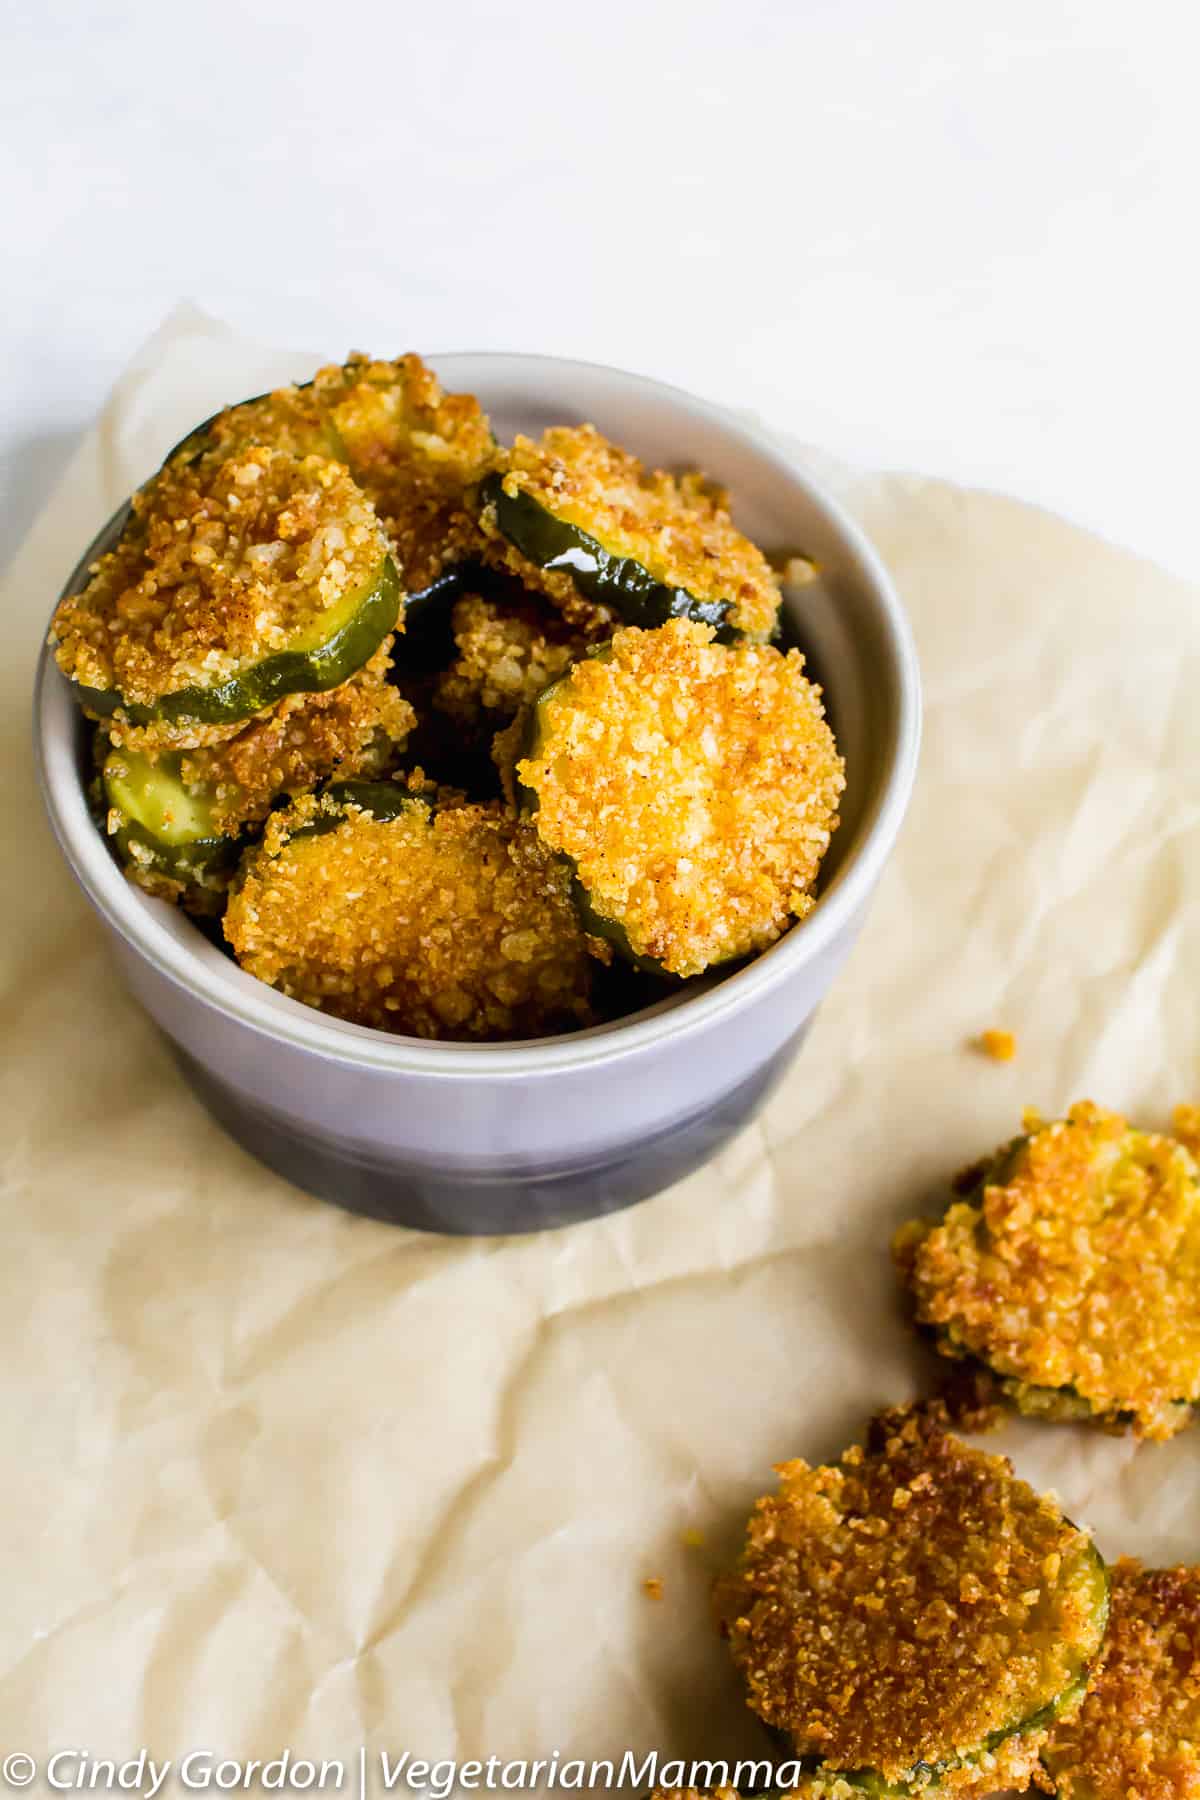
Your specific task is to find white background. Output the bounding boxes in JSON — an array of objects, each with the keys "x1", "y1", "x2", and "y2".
[{"x1": 5, "y1": 0, "x2": 1199, "y2": 580}]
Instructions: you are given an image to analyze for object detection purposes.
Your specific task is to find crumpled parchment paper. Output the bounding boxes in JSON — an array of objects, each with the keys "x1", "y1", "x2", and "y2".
[{"x1": 3, "y1": 307, "x2": 1199, "y2": 1764}]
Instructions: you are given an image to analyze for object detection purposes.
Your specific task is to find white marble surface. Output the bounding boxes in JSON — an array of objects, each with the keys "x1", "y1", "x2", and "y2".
[{"x1": 5, "y1": 0, "x2": 1198, "y2": 580}]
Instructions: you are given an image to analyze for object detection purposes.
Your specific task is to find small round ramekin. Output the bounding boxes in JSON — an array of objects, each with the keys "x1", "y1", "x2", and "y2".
[{"x1": 34, "y1": 354, "x2": 920, "y2": 1234}]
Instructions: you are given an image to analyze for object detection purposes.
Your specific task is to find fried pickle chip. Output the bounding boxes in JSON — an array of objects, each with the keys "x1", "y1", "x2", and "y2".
[
  {"x1": 1043, "y1": 1558, "x2": 1200, "y2": 1800},
  {"x1": 170, "y1": 383, "x2": 340, "y2": 467},
  {"x1": 478, "y1": 424, "x2": 782, "y2": 640},
  {"x1": 224, "y1": 786, "x2": 595, "y2": 1040},
  {"x1": 52, "y1": 445, "x2": 397, "y2": 750},
  {"x1": 434, "y1": 591, "x2": 586, "y2": 730},
  {"x1": 516, "y1": 618, "x2": 843, "y2": 977},
  {"x1": 176, "y1": 639, "x2": 413, "y2": 835},
  {"x1": 894, "y1": 1101, "x2": 1200, "y2": 1441},
  {"x1": 100, "y1": 639, "x2": 415, "y2": 911},
  {"x1": 715, "y1": 1407, "x2": 1109, "y2": 1796},
  {"x1": 168, "y1": 353, "x2": 492, "y2": 603},
  {"x1": 311, "y1": 352, "x2": 494, "y2": 597}
]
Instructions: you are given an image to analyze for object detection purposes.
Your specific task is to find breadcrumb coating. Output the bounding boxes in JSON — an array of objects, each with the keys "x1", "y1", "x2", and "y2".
[
  {"x1": 52, "y1": 445, "x2": 389, "y2": 726},
  {"x1": 224, "y1": 793, "x2": 595, "y2": 1040},
  {"x1": 518, "y1": 619, "x2": 844, "y2": 977},
  {"x1": 1044, "y1": 1558, "x2": 1200, "y2": 1800},
  {"x1": 312, "y1": 353, "x2": 493, "y2": 594},
  {"x1": 173, "y1": 384, "x2": 338, "y2": 466},
  {"x1": 1173, "y1": 1104, "x2": 1200, "y2": 1161},
  {"x1": 173, "y1": 354, "x2": 492, "y2": 597},
  {"x1": 434, "y1": 592, "x2": 586, "y2": 728},
  {"x1": 716, "y1": 1407, "x2": 1107, "y2": 1790},
  {"x1": 480, "y1": 424, "x2": 782, "y2": 640},
  {"x1": 896, "y1": 1101, "x2": 1200, "y2": 1440},
  {"x1": 176, "y1": 640, "x2": 412, "y2": 834}
]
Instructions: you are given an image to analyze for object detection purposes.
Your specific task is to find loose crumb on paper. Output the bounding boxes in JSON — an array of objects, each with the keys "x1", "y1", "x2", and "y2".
[
  {"x1": 642, "y1": 1577, "x2": 664, "y2": 1600},
  {"x1": 976, "y1": 1027, "x2": 1017, "y2": 1062}
]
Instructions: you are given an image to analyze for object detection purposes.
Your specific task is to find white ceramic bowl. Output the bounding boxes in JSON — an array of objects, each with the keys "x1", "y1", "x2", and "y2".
[{"x1": 34, "y1": 354, "x2": 920, "y2": 1233}]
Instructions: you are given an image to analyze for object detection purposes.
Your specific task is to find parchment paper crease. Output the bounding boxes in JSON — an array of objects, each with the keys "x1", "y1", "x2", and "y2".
[{"x1": 3, "y1": 307, "x2": 1199, "y2": 1762}]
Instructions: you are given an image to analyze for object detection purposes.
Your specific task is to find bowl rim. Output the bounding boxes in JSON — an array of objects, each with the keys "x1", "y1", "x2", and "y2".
[{"x1": 33, "y1": 350, "x2": 921, "y2": 1081}]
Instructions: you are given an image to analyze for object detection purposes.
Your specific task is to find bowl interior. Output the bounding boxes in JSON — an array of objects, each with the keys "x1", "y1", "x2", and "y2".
[{"x1": 36, "y1": 353, "x2": 918, "y2": 1067}]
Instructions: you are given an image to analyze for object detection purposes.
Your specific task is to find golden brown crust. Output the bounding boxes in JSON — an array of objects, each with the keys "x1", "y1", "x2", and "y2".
[
  {"x1": 171, "y1": 354, "x2": 492, "y2": 597},
  {"x1": 717, "y1": 1407, "x2": 1105, "y2": 1787},
  {"x1": 479, "y1": 424, "x2": 782, "y2": 640},
  {"x1": 175, "y1": 639, "x2": 413, "y2": 835},
  {"x1": 1044, "y1": 1558, "x2": 1200, "y2": 1800},
  {"x1": 518, "y1": 619, "x2": 844, "y2": 977},
  {"x1": 51, "y1": 446, "x2": 388, "y2": 717},
  {"x1": 897, "y1": 1101, "x2": 1200, "y2": 1440},
  {"x1": 433, "y1": 592, "x2": 586, "y2": 729},
  {"x1": 176, "y1": 383, "x2": 336, "y2": 465},
  {"x1": 312, "y1": 352, "x2": 493, "y2": 594},
  {"x1": 224, "y1": 795, "x2": 595, "y2": 1040}
]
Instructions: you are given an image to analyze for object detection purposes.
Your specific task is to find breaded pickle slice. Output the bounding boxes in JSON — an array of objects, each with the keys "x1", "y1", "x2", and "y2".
[
  {"x1": 52, "y1": 446, "x2": 399, "y2": 746},
  {"x1": 1043, "y1": 1558, "x2": 1200, "y2": 1800},
  {"x1": 478, "y1": 424, "x2": 781, "y2": 640},
  {"x1": 101, "y1": 741, "x2": 243, "y2": 915},
  {"x1": 224, "y1": 785, "x2": 596, "y2": 1039},
  {"x1": 894, "y1": 1101, "x2": 1200, "y2": 1441},
  {"x1": 169, "y1": 383, "x2": 343, "y2": 467},
  {"x1": 516, "y1": 619, "x2": 844, "y2": 978},
  {"x1": 434, "y1": 590, "x2": 586, "y2": 730},
  {"x1": 311, "y1": 353, "x2": 494, "y2": 597},
  {"x1": 716, "y1": 1408, "x2": 1109, "y2": 1798},
  {"x1": 100, "y1": 641, "x2": 414, "y2": 909},
  {"x1": 170, "y1": 354, "x2": 493, "y2": 605}
]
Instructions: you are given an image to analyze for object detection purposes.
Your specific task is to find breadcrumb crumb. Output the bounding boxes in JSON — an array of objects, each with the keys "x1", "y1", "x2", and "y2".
[{"x1": 978, "y1": 1027, "x2": 1017, "y2": 1062}]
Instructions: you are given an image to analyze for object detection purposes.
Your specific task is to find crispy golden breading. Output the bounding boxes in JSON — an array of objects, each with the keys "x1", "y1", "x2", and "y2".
[
  {"x1": 52, "y1": 446, "x2": 389, "y2": 738},
  {"x1": 224, "y1": 794, "x2": 595, "y2": 1040},
  {"x1": 895, "y1": 1101, "x2": 1200, "y2": 1441},
  {"x1": 175, "y1": 384, "x2": 338, "y2": 465},
  {"x1": 170, "y1": 639, "x2": 413, "y2": 835},
  {"x1": 1044, "y1": 1559, "x2": 1200, "y2": 1800},
  {"x1": 434, "y1": 592, "x2": 586, "y2": 728},
  {"x1": 517, "y1": 619, "x2": 844, "y2": 977},
  {"x1": 194, "y1": 675, "x2": 412, "y2": 831},
  {"x1": 716, "y1": 1408, "x2": 1107, "y2": 1792},
  {"x1": 479, "y1": 424, "x2": 782, "y2": 640},
  {"x1": 1173, "y1": 1104, "x2": 1200, "y2": 1161},
  {"x1": 175, "y1": 354, "x2": 492, "y2": 595},
  {"x1": 311, "y1": 353, "x2": 493, "y2": 594}
]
